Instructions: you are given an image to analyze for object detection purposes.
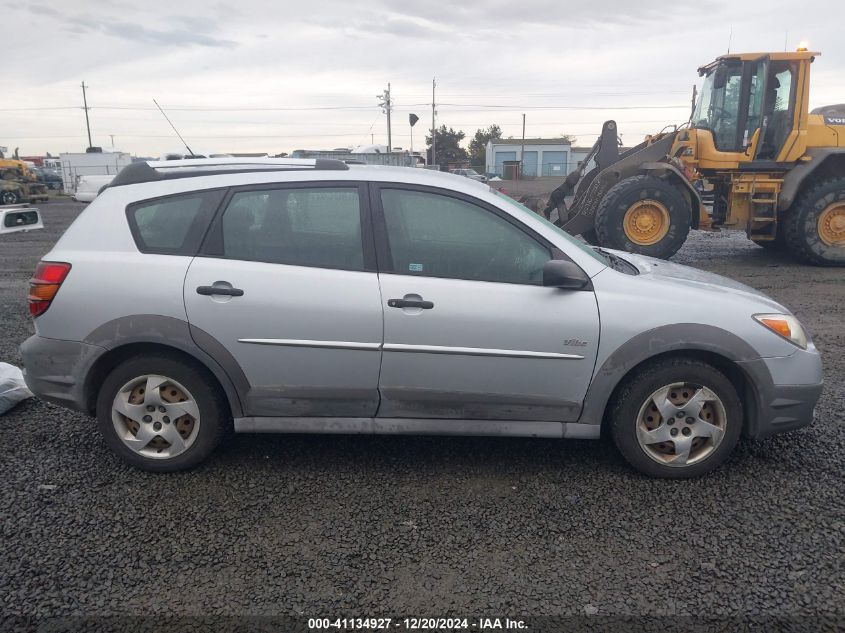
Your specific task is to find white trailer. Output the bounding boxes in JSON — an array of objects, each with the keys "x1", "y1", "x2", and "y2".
[{"x1": 59, "y1": 151, "x2": 131, "y2": 195}]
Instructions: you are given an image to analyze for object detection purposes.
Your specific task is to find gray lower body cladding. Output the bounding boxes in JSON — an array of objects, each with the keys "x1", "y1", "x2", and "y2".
[
  {"x1": 737, "y1": 356, "x2": 823, "y2": 439},
  {"x1": 19, "y1": 335, "x2": 104, "y2": 413},
  {"x1": 19, "y1": 333, "x2": 821, "y2": 442},
  {"x1": 234, "y1": 416, "x2": 600, "y2": 439}
]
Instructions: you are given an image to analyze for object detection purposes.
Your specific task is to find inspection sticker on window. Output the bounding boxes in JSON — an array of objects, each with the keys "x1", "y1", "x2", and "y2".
[{"x1": 409, "y1": 263, "x2": 423, "y2": 272}]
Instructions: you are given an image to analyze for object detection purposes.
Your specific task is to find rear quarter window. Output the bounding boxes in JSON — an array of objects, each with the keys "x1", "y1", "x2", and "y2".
[{"x1": 126, "y1": 190, "x2": 224, "y2": 255}]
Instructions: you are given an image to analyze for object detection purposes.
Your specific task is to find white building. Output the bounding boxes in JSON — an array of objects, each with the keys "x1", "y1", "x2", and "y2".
[
  {"x1": 58, "y1": 151, "x2": 132, "y2": 194},
  {"x1": 485, "y1": 138, "x2": 576, "y2": 178}
]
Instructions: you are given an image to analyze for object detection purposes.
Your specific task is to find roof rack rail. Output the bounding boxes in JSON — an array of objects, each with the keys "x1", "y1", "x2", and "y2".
[{"x1": 108, "y1": 157, "x2": 349, "y2": 189}]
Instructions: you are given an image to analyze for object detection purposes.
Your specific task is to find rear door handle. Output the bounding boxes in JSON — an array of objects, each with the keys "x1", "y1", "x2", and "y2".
[
  {"x1": 197, "y1": 285, "x2": 244, "y2": 297},
  {"x1": 388, "y1": 298, "x2": 434, "y2": 309}
]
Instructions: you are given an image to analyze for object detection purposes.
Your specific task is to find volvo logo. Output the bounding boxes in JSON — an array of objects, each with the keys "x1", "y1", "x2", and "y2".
[{"x1": 825, "y1": 116, "x2": 845, "y2": 125}]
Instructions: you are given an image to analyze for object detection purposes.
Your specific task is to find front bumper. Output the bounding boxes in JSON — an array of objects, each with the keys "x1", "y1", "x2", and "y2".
[
  {"x1": 19, "y1": 335, "x2": 105, "y2": 414},
  {"x1": 738, "y1": 345, "x2": 824, "y2": 440}
]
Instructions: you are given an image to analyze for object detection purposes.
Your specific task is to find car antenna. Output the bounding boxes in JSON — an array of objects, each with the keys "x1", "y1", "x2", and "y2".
[{"x1": 153, "y1": 99, "x2": 196, "y2": 157}]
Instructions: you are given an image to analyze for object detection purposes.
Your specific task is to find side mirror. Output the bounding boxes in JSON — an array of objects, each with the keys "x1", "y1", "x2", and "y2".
[{"x1": 542, "y1": 259, "x2": 590, "y2": 290}]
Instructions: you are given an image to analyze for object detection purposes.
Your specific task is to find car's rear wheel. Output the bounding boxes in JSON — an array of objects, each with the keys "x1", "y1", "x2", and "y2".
[
  {"x1": 96, "y1": 354, "x2": 229, "y2": 472},
  {"x1": 610, "y1": 358, "x2": 742, "y2": 478}
]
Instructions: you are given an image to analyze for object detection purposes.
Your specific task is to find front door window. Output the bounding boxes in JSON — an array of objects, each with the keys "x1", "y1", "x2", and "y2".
[{"x1": 379, "y1": 188, "x2": 551, "y2": 284}]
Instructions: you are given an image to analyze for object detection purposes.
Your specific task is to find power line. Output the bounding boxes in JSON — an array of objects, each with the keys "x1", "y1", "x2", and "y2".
[{"x1": 0, "y1": 102, "x2": 690, "y2": 113}]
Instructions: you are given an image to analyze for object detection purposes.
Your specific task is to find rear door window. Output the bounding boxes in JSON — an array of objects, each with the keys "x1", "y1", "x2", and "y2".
[
  {"x1": 127, "y1": 190, "x2": 224, "y2": 255},
  {"x1": 219, "y1": 186, "x2": 366, "y2": 271}
]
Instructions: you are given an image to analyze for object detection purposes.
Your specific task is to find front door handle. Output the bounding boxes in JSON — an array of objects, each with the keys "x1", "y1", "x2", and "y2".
[
  {"x1": 388, "y1": 298, "x2": 434, "y2": 309},
  {"x1": 197, "y1": 285, "x2": 244, "y2": 297}
]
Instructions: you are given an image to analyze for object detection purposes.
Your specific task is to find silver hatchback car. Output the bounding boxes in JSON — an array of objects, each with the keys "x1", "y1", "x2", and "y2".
[{"x1": 21, "y1": 158, "x2": 823, "y2": 477}]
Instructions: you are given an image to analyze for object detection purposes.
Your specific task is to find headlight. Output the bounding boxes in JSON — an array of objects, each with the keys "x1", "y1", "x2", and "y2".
[{"x1": 753, "y1": 313, "x2": 808, "y2": 349}]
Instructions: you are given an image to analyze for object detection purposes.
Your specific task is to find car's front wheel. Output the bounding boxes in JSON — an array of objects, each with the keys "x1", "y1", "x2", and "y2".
[
  {"x1": 1, "y1": 189, "x2": 20, "y2": 205},
  {"x1": 96, "y1": 354, "x2": 229, "y2": 472},
  {"x1": 610, "y1": 358, "x2": 742, "y2": 478}
]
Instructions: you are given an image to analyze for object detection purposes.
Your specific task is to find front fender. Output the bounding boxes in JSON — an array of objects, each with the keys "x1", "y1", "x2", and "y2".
[{"x1": 578, "y1": 323, "x2": 769, "y2": 431}]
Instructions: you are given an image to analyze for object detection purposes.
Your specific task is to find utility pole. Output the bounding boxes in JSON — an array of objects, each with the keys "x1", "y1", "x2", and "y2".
[
  {"x1": 81, "y1": 81, "x2": 93, "y2": 149},
  {"x1": 109, "y1": 134, "x2": 115, "y2": 149},
  {"x1": 378, "y1": 84, "x2": 393, "y2": 154},
  {"x1": 520, "y1": 113, "x2": 526, "y2": 180},
  {"x1": 431, "y1": 77, "x2": 437, "y2": 169}
]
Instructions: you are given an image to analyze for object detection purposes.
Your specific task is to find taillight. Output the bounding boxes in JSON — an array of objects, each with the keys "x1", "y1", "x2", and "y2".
[{"x1": 28, "y1": 261, "x2": 71, "y2": 317}]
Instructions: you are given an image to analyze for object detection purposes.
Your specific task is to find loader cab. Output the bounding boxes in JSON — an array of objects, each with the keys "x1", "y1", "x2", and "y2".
[{"x1": 690, "y1": 52, "x2": 813, "y2": 166}]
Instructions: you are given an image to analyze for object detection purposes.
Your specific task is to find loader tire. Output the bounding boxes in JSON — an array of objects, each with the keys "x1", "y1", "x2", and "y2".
[
  {"x1": 595, "y1": 175, "x2": 691, "y2": 259},
  {"x1": 581, "y1": 228, "x2": 599, "y2": 245},
  {"x1": 783, "y1": 177, "x2": 845, "y2": 266}
]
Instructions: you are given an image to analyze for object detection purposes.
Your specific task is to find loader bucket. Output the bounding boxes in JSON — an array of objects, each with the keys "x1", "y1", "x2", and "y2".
[{"x1": 551, "y1": 130, "x2": 678, "y2": 237}]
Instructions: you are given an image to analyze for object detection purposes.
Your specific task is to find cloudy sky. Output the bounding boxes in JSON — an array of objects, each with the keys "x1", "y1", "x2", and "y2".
[{"x1": 4, "y1": 0, "x2": 844, "y2": 157}]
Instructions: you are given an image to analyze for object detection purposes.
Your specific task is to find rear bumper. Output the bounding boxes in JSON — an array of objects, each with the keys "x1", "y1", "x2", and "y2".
[
  {"x1": 19, "y1": 335, "x2": 105, "y2": 414},
  {"x1": 738, "y1": 346, "x2": 824, "y2": 440}
]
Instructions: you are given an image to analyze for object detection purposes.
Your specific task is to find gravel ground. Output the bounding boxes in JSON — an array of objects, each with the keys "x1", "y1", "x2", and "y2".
[{"x1": 1, "y1": 202, "x2": 843, "y2": 628}]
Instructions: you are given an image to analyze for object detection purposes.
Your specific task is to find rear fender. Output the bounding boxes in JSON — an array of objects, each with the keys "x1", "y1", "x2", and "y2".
[{"x1": 779, "y1": 149, "x2": 845, "y2": 210}]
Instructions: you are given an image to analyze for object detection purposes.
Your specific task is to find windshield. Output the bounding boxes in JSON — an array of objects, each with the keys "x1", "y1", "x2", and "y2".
[
  {"x1": 692, "y1": 62, "x2": 744, "y2": 151},
  {"x1": 493, "y1": 191, "x2": 609, "y2": 266}
]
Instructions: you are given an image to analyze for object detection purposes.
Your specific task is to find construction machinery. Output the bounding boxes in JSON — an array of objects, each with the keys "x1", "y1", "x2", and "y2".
[
  {"x1": 0, "y1": 159, "x2": 49, "y2": 206},
  {"x1": 544, "y1": 49, "x2": 845, "y2": 266}
]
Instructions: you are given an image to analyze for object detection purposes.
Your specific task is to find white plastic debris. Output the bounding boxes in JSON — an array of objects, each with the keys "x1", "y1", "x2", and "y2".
[{"x1": 0, "y1": 362, "x2": 33, "y2": 415}]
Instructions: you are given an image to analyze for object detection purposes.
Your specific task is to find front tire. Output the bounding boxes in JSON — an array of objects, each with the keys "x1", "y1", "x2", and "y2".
[
  {"x1": 595, "y1": 175, "x2": 691, "y2": 259},
  {"x1": 784, "y1": 177, "x2": 845, "y2": 266},
  {"x1": 96, "y1": 354, "x2": 229, "y2": 472},
  {"x1": 1, "y1": 189, "x2": 20, "y2": 205},
  {"x1": 610, "y1": 358, "x2": 742, "y2": 478}
]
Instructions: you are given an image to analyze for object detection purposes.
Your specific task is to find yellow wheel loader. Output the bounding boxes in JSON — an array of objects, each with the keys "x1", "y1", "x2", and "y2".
[{"x1": 545, "y1": 50, "x2": 845, "y2": 266}]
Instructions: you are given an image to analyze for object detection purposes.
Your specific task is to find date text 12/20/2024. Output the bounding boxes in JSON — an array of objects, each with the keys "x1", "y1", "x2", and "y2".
[{"x1": 308, "y1": 618, "x2": 528, "y2": 630}]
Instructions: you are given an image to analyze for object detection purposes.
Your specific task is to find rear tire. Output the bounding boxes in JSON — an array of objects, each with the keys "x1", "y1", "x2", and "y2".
[
  {"x1": 752, "y1": 222, "x2": 787, "y2": 251},
  {"x1": 752, "y1": 237, "x2": 786, "y2": 251},
  {"x1": 595, "y1": 175, "x2": 691, "y2": 259},
  {"x1": 96, "y1": 354, "x2": 229, "y2": 472},
  {"x1": 610, "y1": 358, "x2": 742, "y2": 478},
  {"x1": 784, "y1": 177, "x2": 845, "y2": 266}
]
